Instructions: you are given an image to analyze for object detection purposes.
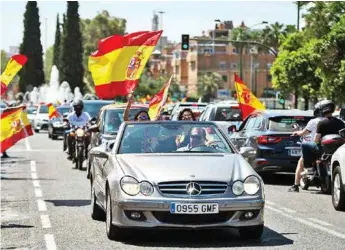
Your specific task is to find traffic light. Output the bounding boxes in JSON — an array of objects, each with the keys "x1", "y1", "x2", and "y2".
[
  {"x1": 181, "y1": 34, "x2": 189, "y2": 50},
  {"x1": 278, "y1": 94, "x2": 285, "y2": 105}
]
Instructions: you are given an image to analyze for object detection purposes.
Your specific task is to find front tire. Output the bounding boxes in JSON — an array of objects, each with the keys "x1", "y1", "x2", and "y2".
[
  {"x1": 239, "y1": 225, "x2": 264, "y2": 240},
  {"x1": 332, "y1": 166, "x2": 345, "y2": 211},
  {"x1": 106, "y1": 189, "x2": 127, "y2": 241},
  {"x1": 90, "y1": 179, "x2": 106, "y2": 221},
  {"x1": 321, "y1": 176, "x2": 331, "y2": 194}
]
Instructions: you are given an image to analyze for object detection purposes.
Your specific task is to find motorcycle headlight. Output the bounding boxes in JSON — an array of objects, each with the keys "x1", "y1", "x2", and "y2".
[
  {"x1": 76, "y1": 129, "x2": 85, "y2": 137},
  {"x1": 232, "y1": 181, "x2": 244, "y2": 196},
  {"x1": 244, "y1": 176, "x2": 260, "y2": 195},
  {"x1": 120, "y1": 176, "x2": 140, "y2": 196},
  {"x1": 139, "y1": 181, "x2": 154, "y2": 196}
]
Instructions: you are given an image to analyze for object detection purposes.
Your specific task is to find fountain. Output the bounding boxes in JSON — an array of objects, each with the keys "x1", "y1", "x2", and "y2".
[
  {"x1": 73, "y1": 87, "x2": 83, "y2": 101},
  {"x1": 58, "y1": 81, "x2": 74, "y2": 103},
  {"x1": 45, "y1": 65, "x2": 60, "y2": 103},
  {"x1": 30, "y1": 87, "x2": 40, "y2": 104}
]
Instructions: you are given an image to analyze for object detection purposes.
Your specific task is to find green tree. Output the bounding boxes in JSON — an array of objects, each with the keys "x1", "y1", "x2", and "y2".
[
  {"x1": 80, "y1": 10, "x2": 126, "y2": 89},
  {"x1": 19, "y1": 1, "x2": 45, "y2": 92},
  {"x1": 197, "y1": 72, "x2": 222, "y2": 102},
  {"x1": 60, "y1": 1, "x2": 84, "y2": 92},
  {"x1": 1, "y1": 50, "x2": 9, "y2": 73},
  {"x1": 44, "y1": 46, "x2": 54, "y2": 82},
  {"x1": 53, "y1": 14, "x2": 61, "y2": 69}
]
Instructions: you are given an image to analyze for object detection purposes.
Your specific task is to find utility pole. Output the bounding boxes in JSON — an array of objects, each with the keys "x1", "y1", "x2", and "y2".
[
  {"x1": 44, "y1": 17, "x2": 48, "y2": 59},
  {"x1": 158, "y1": 11, "x2": 165, "y2": 52}
]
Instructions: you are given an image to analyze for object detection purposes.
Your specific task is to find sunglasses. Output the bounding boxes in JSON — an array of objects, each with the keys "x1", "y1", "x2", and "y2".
[
  {"x1": 138, "y1": 115, "x2": 149, "y2": 120},
  {"x1": 190, "y1": 135, "x2": 202, "y2": 139}
]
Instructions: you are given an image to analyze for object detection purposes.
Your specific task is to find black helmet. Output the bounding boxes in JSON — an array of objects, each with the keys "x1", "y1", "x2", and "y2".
[
  {"x1": 313, "y1": 101, "x2": 322, "y2": 117},
  {"x1": 319, "y1": 100, "x2": 335, "y2": 116},
  {"x1": 73, "y1": 99, "x2": 84, "y2": 109}
]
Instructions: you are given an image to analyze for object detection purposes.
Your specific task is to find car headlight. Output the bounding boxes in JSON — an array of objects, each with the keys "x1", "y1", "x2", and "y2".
[
  {"x1": 139, "y1": 181, "x2": 154, "y2": 196},
  {"x1": 53, "y1": 122, "x2": 62, "y2": 127},
  {"x1": 232, "y1": 181, "x2": 244, "y2": 196},
  {"x1": 244, "y1": 176, "x2": 260, "y2": 195},
  {"x1": 120, "y1": 176, "x2": 140, "y2": 196}
]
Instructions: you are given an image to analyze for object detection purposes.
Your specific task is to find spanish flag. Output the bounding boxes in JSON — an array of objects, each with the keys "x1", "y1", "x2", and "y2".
[
  {"x1": 47, "y1": 103, "x2": 59, "y2": 119},
  {"x1": 0, "y1": 54, "x2": 28, "y2": 95},
  {"x1": 148, "y1": 76, "x2": 172, "y2": 120},
  {"x1": 88, "y1": 31, "x2": 162, "y2": 99},
  {"x1": 234, "y1": 73, "x2": 265, "y2": 120},
  {"x1": 1, "y1": 105, "x2": 33, "y2": 153}
]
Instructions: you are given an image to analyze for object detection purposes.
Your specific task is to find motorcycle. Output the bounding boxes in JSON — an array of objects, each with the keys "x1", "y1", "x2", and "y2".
[
  {"x1": 300, "y1": 131, "x2": 345, "y2": 194},
  {"x1": 73, "y1": 126, "x2": 89, "y2": 170}
]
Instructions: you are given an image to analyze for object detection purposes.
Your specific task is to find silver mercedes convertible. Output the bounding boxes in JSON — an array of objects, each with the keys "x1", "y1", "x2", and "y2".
[{"x1": 89, "y1": 121, "x2": 265, "y2": 241}]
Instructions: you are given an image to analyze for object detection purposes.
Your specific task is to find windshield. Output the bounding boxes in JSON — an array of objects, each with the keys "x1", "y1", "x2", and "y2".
[
  {"x1": 118, "y1": 122, "x2": 234, "y2": 154},
  {"x1": 57, "y1": 106, "x2": 70, "y2": 115},
  {"x1": 214, "y1": 107, "x2": 242, "y2": 121},
  {"x1": 268, "y1": 116, "x2": 313, "y2": 132},
  {"x1": 84, "y1": 102, "x2": 111, "y2": 118},
  {"x1": 104, "y1": 108, "x2": 147, "y2": 134},
  {"x1": 26, "y1": 108, "x2": 37, "y2": 114},
  {"x1": 39, "y1": 105, "x2": 49, "y2": 113}
]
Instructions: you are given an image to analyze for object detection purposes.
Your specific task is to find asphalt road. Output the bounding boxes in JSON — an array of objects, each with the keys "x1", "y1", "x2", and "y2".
[{"x1": 1, "y1": 132, "x2": 345, "y2": 250}]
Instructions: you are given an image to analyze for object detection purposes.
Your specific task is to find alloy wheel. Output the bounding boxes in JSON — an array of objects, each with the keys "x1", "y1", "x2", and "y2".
[{"x1": 334, "y1": 173, "x2": 341, "y2": 205}]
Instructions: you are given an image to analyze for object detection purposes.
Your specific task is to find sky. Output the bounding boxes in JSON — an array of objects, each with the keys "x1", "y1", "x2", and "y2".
[{"x1": 0, "y1": 0, "x2": 307, "y2": 52}]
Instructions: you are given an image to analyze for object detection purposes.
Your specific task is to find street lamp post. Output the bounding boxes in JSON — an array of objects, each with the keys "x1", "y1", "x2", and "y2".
[{"x1": 158, "y1": 11, "x2": 165, "y2": 51}]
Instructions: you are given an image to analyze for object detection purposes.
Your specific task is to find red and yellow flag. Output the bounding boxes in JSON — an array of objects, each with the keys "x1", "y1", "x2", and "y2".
[
  {"x1": 148, "y1": 76, "x2": 173, "y2": 120},
  {"x1": 47, "y1": 103, "x2": 59, "y2": 119},
  {"x1": 88, "y1": 31, "x2": 162, "y2": 99},
  {"x1": 234, "y1": 74, "x2": 265, "y2": 120},
  {"x1": 1, "y1": 105, "x2": 33, "y2": 153},
  {"x1": 0, "y1": 54, "x2": 28, "y2": 95}
]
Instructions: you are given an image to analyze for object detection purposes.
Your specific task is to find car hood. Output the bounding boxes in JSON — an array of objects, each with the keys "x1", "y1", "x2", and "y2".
[
  {"x1": 35, "y1": 114, "x2": 49, "y2": 120},
  {"x1": 116, "y1": 154, "x2": 255, "y2": 184}
]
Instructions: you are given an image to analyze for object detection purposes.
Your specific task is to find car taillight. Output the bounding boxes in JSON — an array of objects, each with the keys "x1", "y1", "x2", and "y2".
[{"x1": 257, "y1": 135, "x2": 282, "y2": 144}]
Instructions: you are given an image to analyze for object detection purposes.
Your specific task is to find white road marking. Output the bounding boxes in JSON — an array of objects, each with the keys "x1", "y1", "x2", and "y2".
[
  {"x1": 35, "y1": 188, "x2": 43, "y2": 198},
  {"x1": 31, "y1": 172, "x2": 38, "y2": 179},
  {"x1": 41, "y1": 215, "x2": 52, "y2": 229},
  {"x1": 265, "y1": 200, "x2": 277, "y2": 206},
  {"x1": 30, "y1": 160, "x2": 36, "y2": 172},
  {"x1": 281, "y1": 207, "x2": 297, "y2": 213},
  {"x1": 33, "y1": 180, "x2": 41, "y2": 188},
  {"x1": 44, "y1": 234, "x2": 57, "y2": 250},
  {"x1": 25, "y1": 137, "x2": 31, "y2": 151},
  {"x1": 308, "y1": 217, "x2": 333, "y2": 227},
  {"x1": 266, "y1": 205, "x2": 345, "y2": 240},
  {"x1": 37, "y1": 199, "x2": 47, "y2": 212}
]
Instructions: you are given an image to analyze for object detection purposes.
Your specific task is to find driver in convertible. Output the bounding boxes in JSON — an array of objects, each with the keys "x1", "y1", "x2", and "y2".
[{"x1": 177, "y1": 127, "x2": 207, "y2": 151}]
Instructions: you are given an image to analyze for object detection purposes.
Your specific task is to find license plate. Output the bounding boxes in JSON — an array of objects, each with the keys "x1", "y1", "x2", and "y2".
[
  {"x1": 170, "y1": 203, "x2": 219, "y2": 214},
  {"x1": 289, "y1": 148, "x2": 302, "y2": 156}
]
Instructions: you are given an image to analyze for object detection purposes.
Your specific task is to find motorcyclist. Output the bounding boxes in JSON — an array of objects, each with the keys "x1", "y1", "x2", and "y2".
[
  {"x1": 66, "y1": 99, "x2": 91, "y2": 160},
  {"x1": 288, "y1": 102, "x2": 325, "y2": 192},
  {"x1": 300, "y1": 100, "x2": 345, "y2": 178}
]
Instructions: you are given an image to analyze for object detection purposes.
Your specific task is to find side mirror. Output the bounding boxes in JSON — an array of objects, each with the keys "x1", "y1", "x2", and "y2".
[
  {"x1": 88, "y1": 124, "x2": 99, "y2": 133},
  {"x1": 339, "y1": 128, "x2": 345, "y2": 138},
  {"x1": 95, "y1": 151, "x2": 108, "y2": 159},
  {"x1": 239, "y1": 146, "x2": 256, "y2": 158},
  {"x1": 228, "y1": 125, "x2": 237, "y2": 133}
]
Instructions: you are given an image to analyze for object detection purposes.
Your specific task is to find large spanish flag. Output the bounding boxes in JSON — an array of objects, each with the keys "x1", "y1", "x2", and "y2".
[
  {"x1": 148, "y1": 76, "x2": 172, "y2": 120},
  {"x1": 88, "y1": 31, "x2": 162, "y2": 99},
  {"x1": 1, "y1": 105, "x2": 33, "y2": 153},
  {"x1": 234, "y1": 74, "x2": 265, "y2": 120},
  {"x1": 1, "y1": 54, "x2": 28, "y2": 95},
  {"x1": 47, "y1": 103, "x2": 59, "y2": 119}
]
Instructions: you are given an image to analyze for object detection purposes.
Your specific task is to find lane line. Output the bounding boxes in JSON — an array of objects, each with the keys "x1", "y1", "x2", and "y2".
[
  {"x1": 308, "y1": 217, "x2": 333, "y2": 227},
  {"x1": 281, "y1": 207, "x2": 296, "y2": 213},
  {"x1": 25, "y1": 137, "x2": 31, "y2": 151},
  {"x1": 41, "y1": 215, "x2": 52, "y2": 229},
  {"x1": 35, "y1": 188, "x2": 43, "y2": 198},
  {"x1": 33, "y1": 180, "x2": 41, "y2": 188},
  {"x1": 44, "y1": 234, "x2": 57, "y2": 250},
  {"x1": 266, "y1": 205, "x2": 345, "y2": 240},
  {"x1": 30, "y1": 160, "x2": 36, "y2": 172},
  {"x1": 265, "y1": 200, "x2": 277, "y2": 206},
  {"x1": 31, "y1": 172, "x2": 38, "y2": 179},
  {"x1": 37, "y1": 199, "x2": 47, "y2": 212}
]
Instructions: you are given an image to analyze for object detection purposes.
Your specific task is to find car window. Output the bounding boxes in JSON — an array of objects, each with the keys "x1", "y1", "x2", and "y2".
[
  {"x1": 26, "y1": 108, "x2": 37, "y2": 114},
  {"x1": 214, "y1": 107, "x2": 242, "y2": 121},
  {"x1": 118, "y1": 123, "x2": 234, "y2": 154},
  {"x1": 268, "y1": 116, "x2": 313, "y2": 132},
  {"x1": 253, "y1": 115, "x2": 264, "y2": 130},
  {"x1": 57, "y1": 107, "x2": 70, "y2": 115},
  {"x1": 39, "y1": 105, "x2": 49, "y2": 114},
  {"x1": 84, "y1": 102, "x2": 112, "y2": 118}
]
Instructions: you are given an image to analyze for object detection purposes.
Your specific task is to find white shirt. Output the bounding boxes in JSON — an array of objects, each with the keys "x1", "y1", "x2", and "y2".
[
  {"x1": 67, "y1": 111, "x2": 91, "y2": 127},
  {"x1": 305, "y1": 117, "x2": 325, "y2": 141}
]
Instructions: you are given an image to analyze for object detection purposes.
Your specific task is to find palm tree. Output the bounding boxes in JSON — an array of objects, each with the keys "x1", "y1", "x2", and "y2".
[
  {"x1": 261, "y1": 22, "x2": 285, "y2": 53},
  {"x1": 197, "y1": 72, "x2": 222, "y2": 102}
]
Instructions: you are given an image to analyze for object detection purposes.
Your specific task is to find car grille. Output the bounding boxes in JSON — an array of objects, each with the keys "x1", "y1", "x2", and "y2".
[
  {"x1": 152, "y1": 211, "x2": 234, "y2": 225},
  {"x1": 157, "y1": 181, "x2": 228, "y2": 197}
]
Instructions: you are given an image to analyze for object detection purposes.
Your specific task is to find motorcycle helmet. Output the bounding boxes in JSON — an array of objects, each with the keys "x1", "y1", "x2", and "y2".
[
  {"x1": 73, "y1": 99, "x2": 84, "y2": 111},
  {"x1": 313, "y1": 101, "x2": 322, "y2": 117},
  {"x1": 319, "y1": 100, "x2": 335, "y2": 116}
]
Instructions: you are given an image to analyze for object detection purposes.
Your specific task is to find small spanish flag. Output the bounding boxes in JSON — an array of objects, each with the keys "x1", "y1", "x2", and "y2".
[
  {"x1": 88, "y1": 31, "x2": 162, "y2": 99},
  {"x1": 1, "y1": 105, "x2": 33, "y2": 153},
  {"x1": 234, "y1": 73, "x2": 266, "y2": 120},
  {"x1": 0, "y1": 54, "x2": 28, "y2": 95},
  {"x1": 47, "y1": 103, "x2": 59, "y2": 119},
  {"x1": 148, "y1": 76, "x2": 172, "y2": 120}
]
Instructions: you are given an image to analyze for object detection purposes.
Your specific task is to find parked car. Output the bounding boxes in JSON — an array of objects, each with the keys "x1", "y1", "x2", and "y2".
[
  {"x1": 33, "y1": 104, "x2": 50, "y2": 133},
  {"x1": 89, "y1": 121, "x2": 264, "y2": 241},
  {"x1": 26, "y1": 106, "x2": 37, "y2": 125},
  {"x1": 170, "y1": 102, "x2": 208, "y2": 120},
  {"x1": 86, "y1": 103, "x2": 149, "y2": 178},
  {"x1": 229, "y1": 109, "x2": 314, "y2": 175},
  {"x1": 331, "y1": 129, "x2": 345, "y2": 211}
]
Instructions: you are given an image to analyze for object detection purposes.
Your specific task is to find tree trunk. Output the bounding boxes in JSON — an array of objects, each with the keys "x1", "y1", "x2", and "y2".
[
  {"x1": 304, "y1": 95, "x2": 309, "y2": 110},
  {"x1": 294, "y1": 88, "x2": 298, "y2": 109}
]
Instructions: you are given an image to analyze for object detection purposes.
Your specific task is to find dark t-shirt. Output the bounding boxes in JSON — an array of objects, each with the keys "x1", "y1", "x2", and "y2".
[{"x1": 316, "y1": 117, "x2": 345, "y2": 138}]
